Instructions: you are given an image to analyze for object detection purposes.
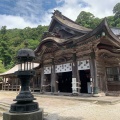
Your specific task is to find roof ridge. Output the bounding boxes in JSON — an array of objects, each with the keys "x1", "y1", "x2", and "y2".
[{"x1": 53, "y1": 10, "x2": 91, "y2": 30}]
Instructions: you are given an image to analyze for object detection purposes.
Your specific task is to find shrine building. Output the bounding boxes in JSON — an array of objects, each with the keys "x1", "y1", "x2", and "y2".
[
  {"x1": 1, "y1": 10, "x2": 120, "y2": 96},
  {"x1": 34, "y1": 10, "x2": 120, "y2": 96}
]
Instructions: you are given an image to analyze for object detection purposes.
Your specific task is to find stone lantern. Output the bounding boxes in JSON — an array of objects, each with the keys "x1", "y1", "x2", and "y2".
[
  {"x1": 10, "y1": 47, "x2": 39, "y2": 113},
  {"x1": 3, "y1": 46, "x2": 43, "y2": 120}
]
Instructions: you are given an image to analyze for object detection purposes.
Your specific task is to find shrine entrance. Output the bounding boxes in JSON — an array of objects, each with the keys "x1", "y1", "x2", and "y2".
[
  {"x1": 79, "y1": 70, "x2": 91, "y2": 93},
  {"x1": 44, "y1": 74, "x2": 51, "y2": 92},
  {"x1": 58, "y1": 72, "x2": 72, "y2": 93}
]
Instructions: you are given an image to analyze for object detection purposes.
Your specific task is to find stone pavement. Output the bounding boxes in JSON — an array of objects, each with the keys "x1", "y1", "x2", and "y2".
[
  {"x1": 33, "y1": 93, "x2": 120, "y2": 105},
  {"x1": 0, "y1": 91, "x2": 120, "y2": 120}
]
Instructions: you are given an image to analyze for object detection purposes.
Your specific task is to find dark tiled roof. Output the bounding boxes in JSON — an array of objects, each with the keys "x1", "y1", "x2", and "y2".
[
  {"x1": 111, "y1": 27, "x2": 120, "y2": 35},
  {"x1": 35, "y1": 16, "x2": 120, "y2": 54},
  {"x1": 69, "y1": 18, "x2": 120, "y2": 48},
  {"x1": 35, "y1": 37, "x2": 66, "y2": 53},
  {"x1": 49, "y1": 10, "x2": 91, "y2": 33},
  {"x1": 54, "y1": 15, "x2": 91, "y2": 32}
]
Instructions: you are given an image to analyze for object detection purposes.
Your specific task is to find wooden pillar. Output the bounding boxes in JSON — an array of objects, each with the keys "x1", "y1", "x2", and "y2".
[
  {"x1": 18, "y1": 78, "x2": 20, "y2": 91},
  {"x1": 2, "y1": 76, "x2": 4, "y2": 90},
  {"x1": 12, "y1": 79, "x2": 13, "y2": 91},
  {"x1": 40, "y1": 62, "x2": 45, "y2": 92},
  {"x1": 72, "y1": 53, "x2": 80, "y2": 93},
  {"x1": 16, "y1": 78, "x2": 18, "y2": 91},
  {"x1": 55, "y1": 74, "x2": 58, "y2": 93},
  {"x1": 8, "y1": 78, "x2": 10, "y2": 91},
  {"x1": 4, "y1": 77, "x2": 5, "y2": 90},
  {"x1": 51, "y1": 58, "x2": 57, "y2": 93},
  {"x1": 38, "y1": 75, "x2": 41, "y2": 91},
  {"x1": 5, "y1": 77, "x2": 6, "y2": 90},
  {"x1": 90, "y1": 50, "x2": 99, "y2": 94}
]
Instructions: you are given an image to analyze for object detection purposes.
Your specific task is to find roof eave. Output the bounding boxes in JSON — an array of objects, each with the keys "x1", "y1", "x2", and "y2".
[{"x1": 73, "y1": 18, "x2": 120, "y2": 47}]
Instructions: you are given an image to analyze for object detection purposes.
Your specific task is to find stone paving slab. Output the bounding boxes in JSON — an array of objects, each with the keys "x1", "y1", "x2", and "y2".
[
  {"x1": 33, "y1": 93, "x2": 120, "y2": 104},
  {"x1": 0, "y1": 91, "x2": 120, "y2": 120}
]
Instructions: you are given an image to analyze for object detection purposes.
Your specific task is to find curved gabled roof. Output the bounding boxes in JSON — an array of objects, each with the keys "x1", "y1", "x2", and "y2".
[
  {"x1": 54, "y1": 15, "x2": 91, "y2": 32},
  {"x1": 0, "y1": 63, "x2": 39, "y2": 76},
  {"x1": 35, "y1": 18, "x2": 120, "y2": 54},
  {"x1": 48, "y1": 10, "x2": 91, "y2": 33},
  {"x1": 73, "y1": 18, "x2": 120, "y2": 47},
  {"x1": 35, "y1": 37, "x2": 65, "y2": 53},
  {"x1": 111, "y1": 27, "x2": 120, "y2": 35}
]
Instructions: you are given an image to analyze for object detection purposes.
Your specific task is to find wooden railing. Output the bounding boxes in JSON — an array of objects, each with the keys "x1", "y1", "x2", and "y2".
[{"x1": 3, "y1": 85, "x2": 20, "y2": 91}]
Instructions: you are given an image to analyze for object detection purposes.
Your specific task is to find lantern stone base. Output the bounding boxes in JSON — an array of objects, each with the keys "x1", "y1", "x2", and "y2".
[{"x1": 3, "y1": 109, "x2": 43, "y2": 120}]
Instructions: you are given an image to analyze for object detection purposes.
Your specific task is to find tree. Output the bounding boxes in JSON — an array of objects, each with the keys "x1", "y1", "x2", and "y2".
[
  {"x1": 113, "y1": 3, "x2": 120, "y2": 27},
  {"x1": 115, "y1": 18, "x2": 120, "y2": 27},
  {"x1": 1, "y1": 26, "x2": 7, "y2": 35},
  {"x1": 107, "y1": 16, "x2": 115, "y2": 27},
  {"x1": 0, "y1": 60, "x2": 6, "y2": 73},
  {"x1": 76, "y1": 11, "x2": 101, "y2": 29},
  {"x1": 0, "y1": 25, "x2": 48, "y2": 69},
  {"x1": 113, "y1": 3, "x2": 120, "y2": 19}
]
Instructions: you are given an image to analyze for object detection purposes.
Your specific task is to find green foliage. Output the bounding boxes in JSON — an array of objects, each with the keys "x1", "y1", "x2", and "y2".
[
  {"x1": 1, "y1": 26, "x2": 7, "y2": 35},
  {"x1": 76, "y1": 3, "x2": 120, "y2": 29},
  {"x1": 0, "y1": 25, "x2": 48, "y2": 69},
  {"x1": 0, "y1": 60, "x2": 6, "y2": 73},
  {"x1": 112, "y1": 3, "x2": 120, "y2": 27},
  {"x1": 113, "y1": 3, "x2": 120, "y2": 19},
  {"x1": 107, "y1": 16, "x2": 115, "y2": 27},
  {"x1": 76, "y1": 11, "x2": 101, "y2": 29},
  {"x1": 0, "y1": 3, "x2": 119, "y2": 70}
]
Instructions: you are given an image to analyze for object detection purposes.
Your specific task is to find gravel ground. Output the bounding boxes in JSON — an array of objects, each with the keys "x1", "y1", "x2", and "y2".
[{"x1": 0, "y1": 91, "x2": 120, "y2": 120}]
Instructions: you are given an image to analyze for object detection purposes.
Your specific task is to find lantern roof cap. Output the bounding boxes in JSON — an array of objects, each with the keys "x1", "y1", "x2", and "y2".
[{"x1": 17, "y1": 48, "x2": 35, "y2": 58}]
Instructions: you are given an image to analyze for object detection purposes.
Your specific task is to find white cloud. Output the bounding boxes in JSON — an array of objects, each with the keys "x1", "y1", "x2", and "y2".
[
  {"x1": 0, "y1": 15, "x2": 38, "y2": 29},
  {"x1": 43, "y1": 0, "x2": 120, "y2": 22},
  {"x1": 40, "y1": 12, "x2": 52, "y2": 26},
  {"x1": 0, "y1": 0, "x2": 119, "y2": 29},
  {"x1": 83, "y1": 0, "x2": 120, "y2": 18},
  {"x1": 14, "y1": 0, "x2": 44, "y2": 23}
]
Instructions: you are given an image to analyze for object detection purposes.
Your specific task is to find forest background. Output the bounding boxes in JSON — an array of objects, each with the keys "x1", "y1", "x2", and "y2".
[{"x1": 0, "y1": 3, "x2": 119, "y2": 73}]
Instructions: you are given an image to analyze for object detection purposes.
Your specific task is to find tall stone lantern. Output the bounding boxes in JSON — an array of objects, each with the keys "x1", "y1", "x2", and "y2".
[{"x1": 3, "y1": 46, "x2": 43, "y2": 120}]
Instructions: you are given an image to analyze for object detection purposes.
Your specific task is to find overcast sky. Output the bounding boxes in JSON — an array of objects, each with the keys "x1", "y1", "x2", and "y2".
[{"x1": 0, "y1": 0, "x2": 119, "y2": 29}]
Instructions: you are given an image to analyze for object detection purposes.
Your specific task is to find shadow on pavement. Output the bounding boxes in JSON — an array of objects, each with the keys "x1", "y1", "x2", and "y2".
[
  {"x1": 58, "y1": 116, "x2": 84, "y2": 120},
  {"x1": 44, "y1": 113, "x2": 84, "y2": 120}
]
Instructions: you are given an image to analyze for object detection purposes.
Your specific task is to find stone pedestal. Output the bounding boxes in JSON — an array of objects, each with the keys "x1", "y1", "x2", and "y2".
[{"x1": 3, "y1": 109, "x2": 43, "y2": 120}]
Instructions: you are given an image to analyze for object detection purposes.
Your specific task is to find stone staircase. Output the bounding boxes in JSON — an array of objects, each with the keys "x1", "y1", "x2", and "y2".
[
  {"x1": 0, "y1": 102, "x2": 10, "y2": 117},
  {"x1": 0, "y1": 103, "x2": 62, "y2": 120}
]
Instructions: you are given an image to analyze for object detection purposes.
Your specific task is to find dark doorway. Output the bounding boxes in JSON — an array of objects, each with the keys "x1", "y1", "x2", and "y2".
[
  {"x1": 44, "y1": 74, "x2": 51, "y2": 92},
  {"x1": 79, "y1": 70, "x2": 90, "y2": 93},
  {"x1": 58, "y1": 72, "x2": 72, "y2": 93}
]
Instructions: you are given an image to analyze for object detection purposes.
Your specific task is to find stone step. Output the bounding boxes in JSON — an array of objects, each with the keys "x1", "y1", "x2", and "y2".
[
  {"x1": 0, "y1": 102, "x2": 10, "y2": 115},
  {"x1": 0, "y1": 103, "x2": 10, "y2": 107},
  {"x1": 0, "y1": 102, "x2": 47, "y2": 120},
  {"x1": 44, "y1": 114, "x2": 59, "y2": 120}
]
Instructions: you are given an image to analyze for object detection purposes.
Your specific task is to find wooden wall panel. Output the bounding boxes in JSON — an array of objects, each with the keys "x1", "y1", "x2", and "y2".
[
  {"x1": 96, "y1": 58, "x2": 107, "y2": 92},
  {"x1": 108, "y1": 85, "x2": 120, "y2": 91}
]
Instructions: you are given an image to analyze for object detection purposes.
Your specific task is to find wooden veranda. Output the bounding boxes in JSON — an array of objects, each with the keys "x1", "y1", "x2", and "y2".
[{"x1": 0, "y1": 63, "x2": 40, "y2": 92}]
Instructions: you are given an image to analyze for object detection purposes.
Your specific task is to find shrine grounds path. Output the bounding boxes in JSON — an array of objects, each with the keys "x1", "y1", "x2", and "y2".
[{"x1": 0, "y1": 91, "x2": 120, "y2": 120}]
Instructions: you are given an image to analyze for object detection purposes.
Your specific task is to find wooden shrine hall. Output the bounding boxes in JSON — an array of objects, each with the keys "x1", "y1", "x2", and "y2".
[
  {"x1": 0, "y1": 63, "x2": 40, "y2": 92},
  {"x1": 1, "y1": 10, "x2": 120, "y2": 96}
]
